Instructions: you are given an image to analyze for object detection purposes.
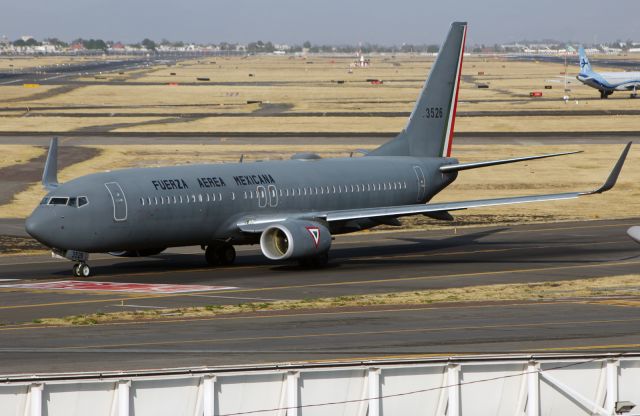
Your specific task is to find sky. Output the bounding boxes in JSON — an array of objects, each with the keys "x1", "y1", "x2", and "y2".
[{"x1": 2, "y1": 0, "x2": 639, "y2": 45}]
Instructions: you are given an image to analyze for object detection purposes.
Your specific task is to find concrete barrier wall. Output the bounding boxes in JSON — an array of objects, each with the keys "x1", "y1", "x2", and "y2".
[{"x1": 2, "y1": 353, "x2": 640, "y2": 416}]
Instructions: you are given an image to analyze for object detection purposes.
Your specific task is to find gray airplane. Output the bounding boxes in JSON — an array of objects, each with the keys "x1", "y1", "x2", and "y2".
[
  {"x1": 25, "y1": 22, "x2": 631, "y2": 277},
  {"x1": 629, "y1": 227, "x2": 640, "y2": 244}
]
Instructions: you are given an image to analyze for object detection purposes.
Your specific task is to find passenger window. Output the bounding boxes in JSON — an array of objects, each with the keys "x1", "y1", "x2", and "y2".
[
  {"x1": 218, "y1": 193, "x2": 222, "y2": 201},
  {"x1": 232, "y1": 192, "x2": 235, "y2": 200},
  {"x1": 154, "y1": 197, "x2": 158, "y2": 205},
  {"x1": 192, "y1": 195, "x2": 196, "y2": 202},
  {"x1": 140, "y1": 197, "x2": 145, "y2": 206},
  {"x1": 173, "y1": 196, "x2": 177, "y2": 204},
  {"x1": 244, "y1": 191, "x2": 247, "y2": 199},
  {"x1": 179, "y1": 195, "x2": 183, "y2": 203},
  {"x1": 198, "y1": 194, "x2": 203, "y2": 202}
]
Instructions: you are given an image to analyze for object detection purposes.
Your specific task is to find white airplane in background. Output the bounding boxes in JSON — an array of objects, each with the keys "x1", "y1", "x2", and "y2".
[{"x1": 576, "y1": 47, "x2": 640, "y2": 98}]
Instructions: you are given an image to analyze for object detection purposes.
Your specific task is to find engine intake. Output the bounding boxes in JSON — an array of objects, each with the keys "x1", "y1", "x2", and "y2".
[{"x1": 260, "y1": 220, "x2": 331, "y2": 261}]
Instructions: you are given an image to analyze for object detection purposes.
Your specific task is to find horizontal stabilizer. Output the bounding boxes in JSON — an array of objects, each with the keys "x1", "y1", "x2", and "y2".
[
  {"x1": 42, "y1": 137, "x2": 59, "y2": 190},
  {"x1": 439, "y1": 150, "x2": 581, "y2": 173}
]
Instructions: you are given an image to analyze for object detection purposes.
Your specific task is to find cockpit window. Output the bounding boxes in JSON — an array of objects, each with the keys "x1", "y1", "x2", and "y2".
[
  {"x1": 48, "y1": 197, "x2": 69, "y2": 205},
  {"x1": 46, "y1": 196, "x2": 88, "y2": 207},
  {"x1": 40, "y1": 197, "x2": 49, "y2": 205}
]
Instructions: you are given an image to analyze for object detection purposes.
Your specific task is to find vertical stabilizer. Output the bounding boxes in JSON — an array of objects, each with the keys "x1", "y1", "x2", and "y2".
[
  {"x1": 368, "y1": 22, "x2": 467, "y2": 158},
  {"x1": 578, "y1": 47, "x2": 592, "y2": 73}
]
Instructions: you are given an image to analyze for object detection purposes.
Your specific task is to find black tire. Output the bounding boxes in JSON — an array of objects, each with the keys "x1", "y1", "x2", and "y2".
[
  {"x1": 72, "y1": 264, "x2": 80, "y2": 277},
  {"x1": 299, "y1": 252, "x2": 329, "y2": 268},
  {"x1": 205, "y1": 245, "x2": 220, "y2": 266},
  {"x1": 217, "y1": 244, "x2": 236, "y2": 266}
]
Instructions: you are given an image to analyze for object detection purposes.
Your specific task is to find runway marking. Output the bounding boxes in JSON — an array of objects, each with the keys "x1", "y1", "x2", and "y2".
[
  {"x1": 109, "y1": 304, "x2": 167, "y2": 309},
  {"x1": 39, "y1": 315, "x2": 640, "y2": 351},
  {"x1": 0, "y1": 281, "x2": 237, "y2": 294},
  {"x1": 2, "y1": 257, "x2": 640, "y2": 311},
  {"x1": 0, "y1": 79, "x2": 23, "y2": 85},
  {"x1": 186, "y1": 294, "x2": 282, "y2": 301}
]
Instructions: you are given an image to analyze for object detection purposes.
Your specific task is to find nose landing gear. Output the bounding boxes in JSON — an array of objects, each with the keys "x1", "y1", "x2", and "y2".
[{"x1": 72, "y1": 263, "x2": 91, "y2": 278}]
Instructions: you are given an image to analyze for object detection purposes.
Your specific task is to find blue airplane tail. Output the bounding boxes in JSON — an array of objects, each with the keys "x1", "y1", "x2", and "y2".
[{"x1": 578, "y1": 47, "x2": 592, "y2": 73}]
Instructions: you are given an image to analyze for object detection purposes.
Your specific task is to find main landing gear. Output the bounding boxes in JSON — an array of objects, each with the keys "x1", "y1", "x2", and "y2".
[
  {"x1": 205, "y1": 242, "x2": 236, "y2": 266},
  {"x1": 72, "y1": 263, "x2": 91, "y2": 277},
  {"x1": 600, "y1": 90, "x2": 613, "y2": 99},
  {"x1": 298, "y1": 252, "x2": 330, "y2": 268}
]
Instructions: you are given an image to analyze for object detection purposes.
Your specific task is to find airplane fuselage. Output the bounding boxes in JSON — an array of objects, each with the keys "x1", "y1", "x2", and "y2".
[
  {"x1": 26, "y1": 156, "x2": 457, "y2": 253},
  {"x1": 577, "y1": 71, "x2": 640, "y2": 92}
]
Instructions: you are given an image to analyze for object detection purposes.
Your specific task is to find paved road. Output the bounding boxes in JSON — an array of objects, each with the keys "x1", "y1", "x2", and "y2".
[{"x1": 0, "y1": 219, "x2": 639, "y2": 373}]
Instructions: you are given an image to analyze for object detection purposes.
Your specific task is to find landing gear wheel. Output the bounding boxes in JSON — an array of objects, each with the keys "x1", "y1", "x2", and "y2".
[
  {"x1": 299, "y1": 252, "x2": 329, "y2": 268},
  {"x1": 72, "y1": 263, "x2": 91, "y2": 278},
  {"x1": 205, "y1": 245, "x2": 220, "y2": 266},
  {"x1": 205, "y1": 243, "x2": 236, "y2": 266},
  {"x1": 217, "y1": 244, "x2": 236, "y2": 266},
  {"x1": 79, "y1": 263, "x2": 91, "y2": 277}
]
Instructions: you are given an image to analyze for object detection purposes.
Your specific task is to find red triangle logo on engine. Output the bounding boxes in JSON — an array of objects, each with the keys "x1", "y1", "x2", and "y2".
[{"x1": 306, "y1": 226, "x2": 320, "y2": 248}]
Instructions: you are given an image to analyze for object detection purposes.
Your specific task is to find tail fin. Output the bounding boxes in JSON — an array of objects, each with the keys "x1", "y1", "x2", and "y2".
[
  {"x1": 369, "y1": 22, "x2": 467, "y2": 158},
  {"x1": 578, "y1": 47, "x2": 592, "y2": 73}
]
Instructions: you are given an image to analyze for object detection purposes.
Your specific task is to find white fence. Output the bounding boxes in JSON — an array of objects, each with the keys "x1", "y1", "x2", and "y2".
[{"x1": 2, "y1": 353, "x2": 640, "y2": 416}]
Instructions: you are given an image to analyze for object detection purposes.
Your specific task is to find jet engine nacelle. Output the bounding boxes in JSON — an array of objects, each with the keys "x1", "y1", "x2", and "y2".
[
  {"x1": 260, "y1": 220, "x2": 331, "y2": 261},
  {"x1": 108, "y1": 248, "x2": 166, "y2": 257}
]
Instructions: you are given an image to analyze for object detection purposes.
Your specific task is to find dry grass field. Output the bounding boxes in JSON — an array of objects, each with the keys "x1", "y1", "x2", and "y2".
[
  {"x1": 1, "y1": 54, "x2": 640, "y2": 134},
  {"x1": 0, "y1": 145, "x2": 45, "y2": 169}
]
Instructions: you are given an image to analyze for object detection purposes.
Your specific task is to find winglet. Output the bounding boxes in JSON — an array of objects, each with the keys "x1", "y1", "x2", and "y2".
[
  {"x1": 42, "y1": 137, "x2": 59, "y2": 190},
  {"x1": 583, "y1": 142, "x2": 631, "y2": 195}
]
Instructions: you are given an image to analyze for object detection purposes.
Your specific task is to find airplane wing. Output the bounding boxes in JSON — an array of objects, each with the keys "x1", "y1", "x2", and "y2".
[{"x1": 237, "y1": 142, "x2": 630, "y2": 233}]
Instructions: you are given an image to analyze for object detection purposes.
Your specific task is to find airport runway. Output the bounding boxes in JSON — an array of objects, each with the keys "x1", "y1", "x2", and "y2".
[{"x1": 0, "y1": 218, "x2": 639, "y2": 373}]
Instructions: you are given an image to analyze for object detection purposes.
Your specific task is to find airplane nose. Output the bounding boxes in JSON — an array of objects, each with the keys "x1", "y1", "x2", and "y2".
[{"x1": 25, "y1": 209, "x2": 53, "y2": 246}]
